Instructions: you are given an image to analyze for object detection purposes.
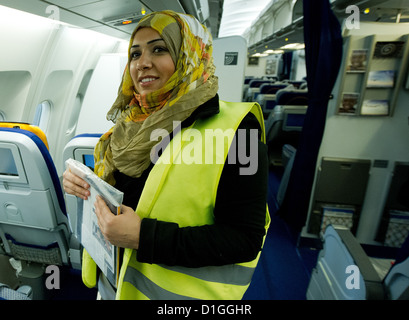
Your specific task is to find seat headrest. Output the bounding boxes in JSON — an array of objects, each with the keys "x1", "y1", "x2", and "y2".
[
  {"x1": 288, "y1": 81, "x2": 307, "y2": 89},
  {"x1": 276, "y1": 90, "x2": 309, "y2": 106},
  {"x1": 249, "y1": 80, "x2": 272, "y2": 88},
  {"x1": 0, "y1": 122, "x2": 49, "y2": 150},
  {"x1": 259, "y1": 84, "x2": 288, "y2": 94}
]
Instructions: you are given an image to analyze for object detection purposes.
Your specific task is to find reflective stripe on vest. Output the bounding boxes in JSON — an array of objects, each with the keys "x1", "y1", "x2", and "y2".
[
  {"x1": 121, "y1": 249, "x2": 264, "y2": 300},
  {"x1": 113, "y1": 100, "x2": 270, "y2": 300}
]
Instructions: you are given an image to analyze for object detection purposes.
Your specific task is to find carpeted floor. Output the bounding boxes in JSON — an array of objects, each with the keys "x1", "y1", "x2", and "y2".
[{"x1": 243, "y1": 168, "x2": 319, "y2": 300}]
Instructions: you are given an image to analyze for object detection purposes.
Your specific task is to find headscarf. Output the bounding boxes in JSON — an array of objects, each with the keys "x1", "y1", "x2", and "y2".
[{"x1": 94, "y1": 10, "x2": 219, "y2": 184}]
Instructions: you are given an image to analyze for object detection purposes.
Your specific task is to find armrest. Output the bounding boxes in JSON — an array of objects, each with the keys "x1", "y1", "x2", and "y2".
[{"x1": 334, "y1": 227, "x2": 385, "y2": 300}]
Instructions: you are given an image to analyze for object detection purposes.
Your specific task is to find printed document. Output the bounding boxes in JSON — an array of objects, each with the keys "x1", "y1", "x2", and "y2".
[{"x1": 65, "y1": 158, "x2": 123, "y2": 287}]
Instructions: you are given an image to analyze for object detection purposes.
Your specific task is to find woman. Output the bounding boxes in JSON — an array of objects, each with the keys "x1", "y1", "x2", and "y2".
[{"x1": 63, "y1": 10, "x2": 269, "y2": 300}]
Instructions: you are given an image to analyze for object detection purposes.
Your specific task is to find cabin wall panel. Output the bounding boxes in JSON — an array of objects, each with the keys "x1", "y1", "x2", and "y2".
[
  {"x1": 0, "y1": 71, "x2": 32, "y2": 121},
  {"x1": 75, "y1": 54, "x2": 127, "y2": 137},
  {"x1": 213, "y1": 36, "x2": 247, "y2": 102},
  {"x1": 245, "y1": 56, "x2": 268, "y2": 78},
  {"x1": 0, "y1": 6, "x2": 56, "y2": 72}
]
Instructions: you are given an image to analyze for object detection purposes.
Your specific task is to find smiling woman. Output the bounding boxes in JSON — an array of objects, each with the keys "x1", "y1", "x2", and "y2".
[{"x1": 62, "y1": 10, "x2": 269, "y2": 300}]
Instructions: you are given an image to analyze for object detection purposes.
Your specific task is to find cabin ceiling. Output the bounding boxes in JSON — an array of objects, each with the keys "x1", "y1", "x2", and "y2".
[
  {"x1": 248, "y1": 0, "x2": 409, "y2": 55},
  {"x1": 0, "y1": 0, "x2": 224, "y2": 40},
  {"x1": 0, "y1": 0, "x2": 408, "y2": 53}
]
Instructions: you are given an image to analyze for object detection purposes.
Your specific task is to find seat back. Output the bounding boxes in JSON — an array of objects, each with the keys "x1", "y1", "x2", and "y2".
[
  {"x1": 307, "y1": 225, "x2": 384, "y2": 300},
  {"x1": 242, "y1": 77, "x2": 254, "y2": 100},
  {"x1": 245, "y1": 80, "x2": 272, "y2": 102},
  {"x1": 308, "y1": 225, "x2": 409, "y2": 300},
  {"x1": 276, "y1": 144, "x2": 297, "y2": 206},
  {"x1": 62, "y1": 133, "x2": 101, "y2": 170},
  {"x1": 260, "y1": 83, "x2": 286, "y2": 95},
  {"x1": 257, "y1": 84, "x2": 289, "y2": 118},
  {"x1": 265, "y1": 105, "x2": 307, "y2": 165},
  {"x1": 0, "y1": 124, "x2": 69, "y2": 266}
]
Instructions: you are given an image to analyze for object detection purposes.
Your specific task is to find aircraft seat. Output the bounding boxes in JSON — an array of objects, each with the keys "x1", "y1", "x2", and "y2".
[
  {"x1": 244, "y1": 79, "x2": 273, "y2": 102},
  {"x1": 0, "y1": 123, "x2": 77, "y2": 299},
  {"x1": 276, "y1": 144, "x2": 297, "y2": 205},
  {"x1": 275, "y1": 88, "x2": 309, "y2": 107},
  {"x1": 265, "y1": 104, "x2": 307, "y2": 166},
  {"x1": 256, "y1": 84, "x2": 289, "y2": 118},
  {"x1": 62, "y1": 133, "x2": 117, "y2": 300},
  {"x1": 288, "y1": 80, "x2": 306, "y2": 89},
  {"x1": 307, "y1": 225, "x2": 409, "y2": 300},
  {"x1": 62, "y1": 133, "x2": 101, "y2": 169},
  {"x1": 242, "y1": 76, "x2": 255, "y2": 100}
]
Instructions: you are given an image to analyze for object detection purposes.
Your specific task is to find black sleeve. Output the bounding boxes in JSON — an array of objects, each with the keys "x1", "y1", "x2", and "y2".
[{"x1": 137, "y1": 113, "x2": 268, "y2": 267}]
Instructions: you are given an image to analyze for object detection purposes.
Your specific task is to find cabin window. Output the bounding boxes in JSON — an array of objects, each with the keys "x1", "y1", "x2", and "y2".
[
  {"x1": 33, "y1": 100, "x2": 52, "y2": 132},
  {"x1": 0, "y1": 110, "x2": 6, "y2": 121}
]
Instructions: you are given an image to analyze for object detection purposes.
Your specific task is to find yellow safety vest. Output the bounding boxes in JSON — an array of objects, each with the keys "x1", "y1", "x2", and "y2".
[{"x1": 83, "y1": 100, "x2": 270, "y2": 299}]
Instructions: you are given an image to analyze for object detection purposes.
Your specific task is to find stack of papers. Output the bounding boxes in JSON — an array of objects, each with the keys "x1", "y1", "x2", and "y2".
[{"x1": 65, "y1": 158, "x2": 123, "y2": 287}]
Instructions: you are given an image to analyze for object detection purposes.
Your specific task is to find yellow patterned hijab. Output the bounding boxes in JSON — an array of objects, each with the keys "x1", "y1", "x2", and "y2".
[{"x1": 94, "y1": 11, "x2": 218, "y2": 184}]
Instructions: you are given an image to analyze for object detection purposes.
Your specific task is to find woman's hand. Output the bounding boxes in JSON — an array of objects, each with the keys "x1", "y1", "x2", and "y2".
[
  {"x1": 94, "y1": 196, "x2": 141, "y2": 249},
  {"x1": 62, "y1": 169, "x2": 90, "y2": 200}
]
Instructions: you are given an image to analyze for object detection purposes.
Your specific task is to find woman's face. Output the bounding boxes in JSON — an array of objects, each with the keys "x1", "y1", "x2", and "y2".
[{"x1": 129, "y1": 27, "x2": 175, "y2": 96}]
